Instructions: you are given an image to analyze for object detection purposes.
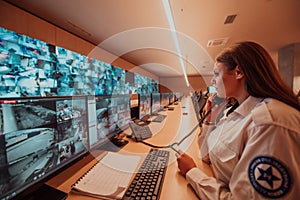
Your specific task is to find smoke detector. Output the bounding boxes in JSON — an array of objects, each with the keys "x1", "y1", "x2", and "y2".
[{"x1": 207, "y1": 38, "x2": 229, "y2": 47}]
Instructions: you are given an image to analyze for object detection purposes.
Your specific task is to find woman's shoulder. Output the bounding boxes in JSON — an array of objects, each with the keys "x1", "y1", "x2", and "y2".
[{"x1": 250, "y1": 98, "x2": 300, "y2": 131}]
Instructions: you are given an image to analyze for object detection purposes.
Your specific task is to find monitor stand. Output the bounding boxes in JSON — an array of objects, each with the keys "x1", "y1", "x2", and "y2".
[
  {"x1": 111, "y1": 137, "x2": 129, "y2": 148},
  {"x1": 135, "y1": 116, "x2": 151, "y2": 126},
  {"x1": 23, "y1": 184, "x2": 67, "y2": 200},
  {"x1": 98, "y1": 137, "x2": 128, "y2": 152},
  {"x1": 134, "y1": 119, "x2": 149, "y2": 126}
]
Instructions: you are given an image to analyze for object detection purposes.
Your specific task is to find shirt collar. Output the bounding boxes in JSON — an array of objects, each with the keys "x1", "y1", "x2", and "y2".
[{"x1": 229, "y1": 96, "x2": 264, "y2": 118}]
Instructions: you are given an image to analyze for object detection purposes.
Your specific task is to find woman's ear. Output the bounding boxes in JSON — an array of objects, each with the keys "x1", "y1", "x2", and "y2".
[{"x1": 235, "y1": 65, "x2": 244, "y2": 80}]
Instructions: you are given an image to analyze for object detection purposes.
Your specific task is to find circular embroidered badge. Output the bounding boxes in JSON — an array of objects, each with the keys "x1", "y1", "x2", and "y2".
[{"x1": 248, "y1": 156, "x2": 291, "y2": 198}]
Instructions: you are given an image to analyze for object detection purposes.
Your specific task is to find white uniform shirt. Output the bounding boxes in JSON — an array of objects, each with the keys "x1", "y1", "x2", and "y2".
[{"x1": 187, "y1": 96, "x2": 300, "y2": 199}]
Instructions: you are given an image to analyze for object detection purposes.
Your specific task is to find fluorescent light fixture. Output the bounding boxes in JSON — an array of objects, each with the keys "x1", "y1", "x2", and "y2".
[{"x1": 162, "y1": 0, "x2": 190, "y2": 87}]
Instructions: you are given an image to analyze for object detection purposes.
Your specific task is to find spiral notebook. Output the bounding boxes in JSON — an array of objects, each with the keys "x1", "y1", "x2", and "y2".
[{"x1": 72, "y1": 152, "x2": 141, "y2": 199}]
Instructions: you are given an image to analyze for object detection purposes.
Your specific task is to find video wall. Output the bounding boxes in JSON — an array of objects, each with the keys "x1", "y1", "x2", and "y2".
[
  {"x1": 0, "y1": 27, "x2": 158, "y2": 97},
  {"x1": 0, "y1": 26, "x2": 159, "y2": 200}
]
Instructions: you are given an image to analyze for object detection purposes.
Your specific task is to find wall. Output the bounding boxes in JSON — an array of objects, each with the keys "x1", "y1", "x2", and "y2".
[
  {"x1": 293, "y1": 44, "x2": 300, "y2": 94},
  {"x1": 159, "y1": 76, "x2": 187, "y2": 94},
  {"x1": 278, "y1": 43, "x2": 300, "y2": 94},
  {"x1": 159, "y1": 75, "x2": 211, "y2": 95},
  {"x1": 0, "y1": 1, "x2": 158, "y2": 81}
]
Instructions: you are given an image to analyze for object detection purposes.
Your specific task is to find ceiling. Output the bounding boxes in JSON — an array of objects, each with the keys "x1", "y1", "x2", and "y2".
[{"x1": 5, "y1": 0, "x2": 300, "y2": 78}]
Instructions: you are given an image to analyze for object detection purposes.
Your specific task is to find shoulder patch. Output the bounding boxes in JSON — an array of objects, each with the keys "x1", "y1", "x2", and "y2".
[{"x1": 248, "y1": 156, "x2": 291, "y2": 198}]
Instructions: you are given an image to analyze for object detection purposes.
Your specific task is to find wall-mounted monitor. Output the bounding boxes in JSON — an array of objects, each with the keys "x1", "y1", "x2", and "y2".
[
  {"x1": 125, "y1": 70, "x2": 135, "y2": 86},
  {"x1": 0, "y1": 96, "x2": 88, "y2": 200},
  {"x1": 87, "y1": 94, "x2": 131, "y2": 149},
  {"x1": 0, "y1": 26, "x2": 158, "y2": 97},
  {"x1": 0, "y1": 27, "x2": 58, "y2": 97}
]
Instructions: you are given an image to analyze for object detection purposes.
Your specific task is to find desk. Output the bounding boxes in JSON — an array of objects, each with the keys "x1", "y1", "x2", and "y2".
[{"x1": 46, "y1": 96, "x2": 213, "y2": 200}]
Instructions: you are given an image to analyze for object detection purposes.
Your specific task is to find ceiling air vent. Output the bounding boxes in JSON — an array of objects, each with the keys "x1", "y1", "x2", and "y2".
[
  {"x1": 224, "y1": 14, "x2": 237, "y2": 24},
  {"x1": 207, "y1": 38, "x2": 229, "y2": 47}
]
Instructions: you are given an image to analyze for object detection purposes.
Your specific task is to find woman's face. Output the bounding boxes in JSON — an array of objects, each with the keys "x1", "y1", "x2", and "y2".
[{"x1": 211, "y1": 62, "x2": 238, "y2": 98}]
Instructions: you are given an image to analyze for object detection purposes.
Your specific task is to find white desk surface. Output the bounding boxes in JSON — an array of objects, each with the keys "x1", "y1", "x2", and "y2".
[{"x1": 47, "y1": 96, "x2": 213, "y2": 200}]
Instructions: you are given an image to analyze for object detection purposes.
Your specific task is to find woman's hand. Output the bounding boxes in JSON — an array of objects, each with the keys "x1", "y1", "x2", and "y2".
[
  {"x1": 205, "y1": 93, "x2": 227, "y2": 123},
  {"x1": 176, "y1": 153, "x2": 197, "y2": 176},
  {"x1": 204, "y1": 93, "x2": 214, "y2": 113},
  {"x1": 203, "y1": 93, "x2": 215, "y2": 122}
]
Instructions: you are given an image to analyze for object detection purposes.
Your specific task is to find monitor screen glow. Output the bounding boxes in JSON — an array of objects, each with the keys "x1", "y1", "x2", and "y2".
[
  {"x1": 88, "y1": 94, "x2": 131, "y2": 149},
  {"x1": 0, "y1": 96, "x2": 88, "y2": 200},
  {"x1": 160, "y1": 93, "x2": 170, "y2": 107},
  {"x1": 151, "y1": 93, "x2": 161, "y2": 114},
  {"x1": 139, "y1": 94, "x2": 151, "y2": 120}
]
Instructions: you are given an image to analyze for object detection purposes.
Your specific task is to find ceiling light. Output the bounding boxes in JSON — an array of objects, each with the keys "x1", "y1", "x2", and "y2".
[{"x1": 162, "y1": 0, "x2": 190, "y2": 87}]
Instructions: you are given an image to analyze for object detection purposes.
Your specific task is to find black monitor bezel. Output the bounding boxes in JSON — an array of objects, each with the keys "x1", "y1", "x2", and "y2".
[
  {"x1": 0, "y1": 95, "x2": 89, "y2": 200},
  {"x1": 88, "y1": 94, "x2": 131, "y2": 150}
]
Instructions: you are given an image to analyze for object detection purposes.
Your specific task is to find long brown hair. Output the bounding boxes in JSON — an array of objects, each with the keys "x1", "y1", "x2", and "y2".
[{"x1": 216, "y1": 41, "x2": 300, "y2": 111}]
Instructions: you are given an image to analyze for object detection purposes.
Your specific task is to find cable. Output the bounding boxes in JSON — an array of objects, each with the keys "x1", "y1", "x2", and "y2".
[
  {"x1": 138, "y1": 110, "x2": 212, "y2": 152},
  {"x1": 137, "y1": 98, "x2": 237, "y2": 153}
]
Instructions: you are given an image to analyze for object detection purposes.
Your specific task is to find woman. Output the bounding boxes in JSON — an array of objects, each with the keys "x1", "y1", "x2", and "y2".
[{"x1": 177, "y1": 41, "x2": 300, "y2": 199}]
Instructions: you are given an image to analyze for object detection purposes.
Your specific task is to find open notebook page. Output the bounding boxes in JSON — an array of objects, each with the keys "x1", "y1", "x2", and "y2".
[{"x1": 72, "y1": 152, "x2": 141, "y2": 199}]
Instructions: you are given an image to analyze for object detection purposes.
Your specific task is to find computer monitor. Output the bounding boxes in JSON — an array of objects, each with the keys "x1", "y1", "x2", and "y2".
[
  {"x1": 151, "y1": 93, "x2": 161, "y2": 114},
  {"x1": 169, "y1": 93, "x2": 175, "y2": 105},
  {"x1": 129, "y1": 94, "x2": 139, "y2": 120},
  {"x1": 174, "y1": 92, "x2": 182, "y2": 102},
  {"x1": 207, "y1": 86, "x2": 217, "y2": 95},
  {"x1": 0, "y1": 96, "x2": 89, "y2": 200},
  {"x1": 160, "y1": 93, "x2": 170, "y2": 108},
  {"x1": 87, "y1": 94, "x2": 131, "y2": 149},
  {"x1": 130, "y1": 93, "x2": 139, "y2": 108},
  {"x1": 139, "y1": 94, "x2": 151, "y2": 120}
]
